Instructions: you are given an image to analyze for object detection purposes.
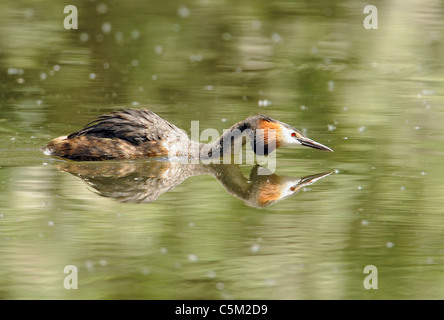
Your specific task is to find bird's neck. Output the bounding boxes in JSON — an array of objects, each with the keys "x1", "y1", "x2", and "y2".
[{"x1": 197, "y1": 120, "x2": 255, "y2": 159}]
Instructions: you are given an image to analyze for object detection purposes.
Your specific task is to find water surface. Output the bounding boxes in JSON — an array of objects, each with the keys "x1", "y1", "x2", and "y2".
[{"x1": 1, "y1": 0, "x2": 444, "y2": 299}]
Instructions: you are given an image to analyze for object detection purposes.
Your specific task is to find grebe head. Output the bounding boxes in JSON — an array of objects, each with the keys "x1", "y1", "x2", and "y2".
[{"x1": 255, "y1": 117, "x2": 334, "y2": 153}]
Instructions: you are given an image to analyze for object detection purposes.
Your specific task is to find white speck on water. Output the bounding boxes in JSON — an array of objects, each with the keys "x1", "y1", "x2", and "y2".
[
  {"x1": 207, "y1": 270, "x2": 216, "y2": 278},
  {"x1": 141, "y1": 267, "x2": 150, "y2": 275},
  {"x1": 160, "y1": 247, "x2": 168, "y2": 254},
  {"x1": 361, "y1": 220, "x2": 370, "y2": 226},
  {"x1": 328, "y1": 80, "x2": 334, "y2": 91},
  {"x1": 414, "y1": 126, "x2": 421, "y2": 130},
  {"x1": 115, "y1": 32, "x2": 124, "y2": 44},
  {"x1": 85, "y1": 260, "x2": 94, "y2": 272},
  {"x1": 417, "y1": 93, "x2": 422, "y2": 98},
  {"x1": 422, "y1": 89, "x2": 435, "y2": 96},
  {"x1": 421, "y1": 171, "x2": 426, "y2": 176},
  {"x1": 426, "y1": 104, "x2": 431, "y2": 109},
  {"x1": 188, "y1": 222, "x2": 195, "y2": 228},
  {"x1": 131, "y1": 60, "x2": 139, "y2": 67},
  {"x1": 102, "y1": 22, "x2": 112, "y2": 34},
  {"x1": 358, "y1": 186, "x2": 362, "y2": 190},
  {"x1": 89, "y1": 73, "x2": 96, "y2": 80},
  {"x1": 131, "y1": 30, "x2": 140, "y2": 40},
  {"x1": 172, "y1": 24, "x2": 181, "y2": 32},
  {"x1": 188, "y1": 254, "x2": 198, "y2": 262},
  {"x1": 252, "y1": 20, "x2": 262, "y2": 30},
  {"x1": 271, "y1": 33, "x2": 282, "y2": 43},
  {"x1": 40, "y1": 72, "x2": 47, "y2": 81},
  {"x1": 7, "y1": 68, "x2": 24, "y2": 75},
  {"x1": 138, "y1": 86, "x2": 144, "y2": 92},
  {"x1": 17, "y1": 78, "x2": 24, "y2": 84},
  {"x1": 334, "y1": 169, "x2": 340, "y2": 174},
  {"x1": 301, "y1": 105, "x2": 308, "y2": 110},
  {"x1": 0, "y1": 214, "x2": 4, "y2": 218},
  {"x1": 178, "y1": 5, "x2": 190, "y2": 18},
  {"x1": 358, "y1": 126, "x2": 367, "y2": 132},
  {"x1": 189, "y1": 54, "x2": 202, "y2": 62},
  {"x1": 103, "y1": 62, "x2": 110, "y2": 69},
  {"x1": 235, "y1": 67, "x2": 242, "y2": 73},
  {"x1": 265, "y1": 278, "x2": 276, "y2": 287},
  {"x1": 327, "y1": 124, "x2": 336, "y2": 131},
  {"x1": 343, "y1": 106, "x2": 348, "y2": 111},
  {"x1": 25, "y1": 7, "x2": 34, "y2": 19},
  {"x1": 80, "y1": 33, "x2": 89, "y2": 42},
  {"x1": 343, "y1": 136, "x2": 349, "y2": 140},
  {"x1": 371, "y1": 61, "x2": 378, "y2": 68},
  {"x1": 386, "y1": 242, "x2": 394, "y2": 248},
  {"x1": 53, "y1": 65, "x2": 60, "y2": 72},
  {"x1": 10, "y1": 137, "x2": 16, "y2": 141},
  {"x1": 216, "y1": 282, "x2": 225, "y2": 290},
  {"x1": 131, "y1": 101, "x2": 139, "y2": 106},
  {"x1": 96, "y1": 3, "x2": 108, "y2": 14},
  {"x1": 221, "y1": 118, "x2": 227, "y2": 123},
  {"x1": 36, "y1": 99, "x2": 42, "y2": 105},
  {"x1": 154, "y1": 45, "x2": 163, "y2": 55},
  {"x1": 43, "y1": 162, "x2": 48, "y2": 166},
  {"x1": 99, "y1": 259, "x2": 107, "y2": 266},
  {"x1": 48, "y1": 221, "x2": 54, "y2": 226},
  {"x1": 251, "y1": 244, "x2": 260, "y2": 254},
  {"x1": 222, "y1": 33, "x2": 231, "y2": 41},
  {"x1": 151, "y1": 74, "x2": 157, "y2": 80},
  {"x1": 400, "y1": 186, "x2": 405, "y2": 191},
  {"x1": 204, "y1": 85, "x2": 213, "y2": 91},
  {"x1": 258, "y1": 99, "x2": 272, "y2": 107}
]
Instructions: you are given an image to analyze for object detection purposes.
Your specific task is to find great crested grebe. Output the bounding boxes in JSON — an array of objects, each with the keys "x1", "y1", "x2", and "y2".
[{"x1": 42, "y1": 108, "x2": 333, "y2": 161}]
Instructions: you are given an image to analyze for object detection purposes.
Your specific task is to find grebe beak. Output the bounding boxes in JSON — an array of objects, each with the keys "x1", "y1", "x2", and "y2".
[{"x1": 297, "y1": 137, "x2": 334, "y2": 152}]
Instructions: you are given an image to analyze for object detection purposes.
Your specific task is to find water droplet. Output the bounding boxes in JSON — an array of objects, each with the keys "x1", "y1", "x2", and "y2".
[
  {"x1": 48, "y1": 221, "x2": 54, "y2": 226},
  {"x1": 96, "y1": 3, "x2": 108, "y2": 14},
  {"x1": 207, "y1": 270, "x2": 216, "y2": 278},
  {"x1": 131, "y1": 30, "x2": 140, "y2": 39},
  {"x1": 188, "y1": 254, "x2": 198, "y2": 262},
  {"x1": 251, "y1": 244, "x2": 260, "y2": 253},
  {"x1": 222, "y1": 33, "x2": 231, "y2": 41},
  {"x1": 85, "y1": 260, "x2": 94, "y2": 272},
  {"x1": 386, "y1": 242, "x2": 394, "y2": 248},
  {"x1": 160, "y1": 247, "x2": 168, "y2": 254},
  {"x1": 99, "y1": 259, "x2": 107, "y2": 266},
  {"x1": 79, "y1": 33, "x2": 89, "y2": 42},
  {"x1": 178, "y1": 5, "x2": 190, "y2": 18},
  {"x1": 102, "y1": 22, "x2": 112, "y2": 34},
  {"x1": 216, "y1": 282, "x2": 224, "y2": 290},
  {"x1": 89, "y1": 73, "x2": 96, "y2": 80},
  {"x1": 271, "y1": 33, "x2": 282, "y2": 43},
  {"x1": 154, "y1": 45, "x2": 163, "y2": 55}
]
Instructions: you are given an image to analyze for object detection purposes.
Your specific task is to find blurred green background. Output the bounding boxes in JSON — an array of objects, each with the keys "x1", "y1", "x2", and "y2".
[{"x1": 1, "y1": 0, "x2": 444, "y2": 299}]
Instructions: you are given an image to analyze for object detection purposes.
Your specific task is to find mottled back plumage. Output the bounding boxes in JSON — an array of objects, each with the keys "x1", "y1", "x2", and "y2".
[{"x1": 68, "y1": 109, "x2": 187, "y2": 145}]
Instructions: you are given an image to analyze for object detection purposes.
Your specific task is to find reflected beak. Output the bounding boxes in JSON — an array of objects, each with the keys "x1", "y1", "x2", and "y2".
[{"x1": 297, "y1": 137, "x2": 334, "y2": 152}]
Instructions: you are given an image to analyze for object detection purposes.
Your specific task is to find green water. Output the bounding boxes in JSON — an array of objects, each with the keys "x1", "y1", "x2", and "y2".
[{"x1": 1, "y1": 0, "x2": 444, "y2": 300}]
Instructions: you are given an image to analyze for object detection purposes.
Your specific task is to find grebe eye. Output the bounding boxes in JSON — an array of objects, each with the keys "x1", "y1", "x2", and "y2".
[
  {"x1": 290, "y1": 186, "x2": 296, "y2": 191},
  {"x1": 291, "y1": 132, "x2": 296, "y2": 137}
]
